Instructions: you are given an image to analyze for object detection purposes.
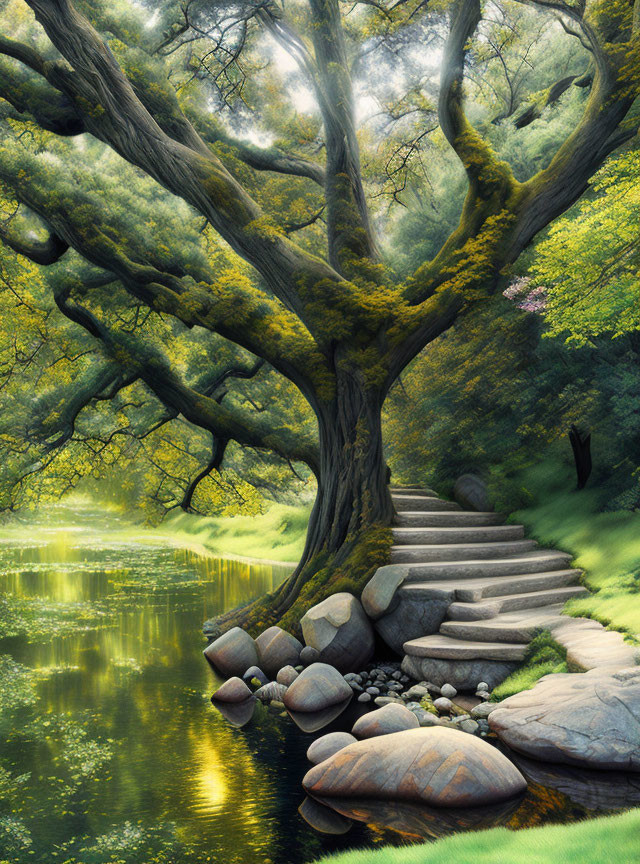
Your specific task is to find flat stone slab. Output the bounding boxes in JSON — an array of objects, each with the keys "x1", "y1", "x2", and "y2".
[
  {"x1": 439, "y1": 606, "x2": 567, "y2": 643},
  {"x1": 400, "y1": 552, "x2": 572, "y2": 582},
  {"x1": 404, "y1": 634, "x2": 527, "y2": 662},
  {"x1": 391, "y1": 540, "x2": 537, "y2": 564},
  {"x1": 549, "y1": 617, "x2": 640, "y2": 671},
  {"x1": 303, "y1": 727, "x2": 527, "y2": 806},
  {"x1": 489, "y1": 666, "x2": 640, "y2": 771}
]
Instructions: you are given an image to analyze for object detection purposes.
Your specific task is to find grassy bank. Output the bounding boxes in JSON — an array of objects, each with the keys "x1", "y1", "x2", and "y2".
[
  {"x1": 508, "y1": 463, "x2": 640, "y2": 639},
  {"x1": 313, "y1": 809, "x2": 640, "y2": 864},
  {"x1": 161, "y1": 503, "x2": 311, "y2": 564}
]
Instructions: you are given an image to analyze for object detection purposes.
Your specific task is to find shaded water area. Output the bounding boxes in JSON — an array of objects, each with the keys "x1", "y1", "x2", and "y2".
[{"x1": 0, "y1": 506, "x2": 637, "y2": 864}]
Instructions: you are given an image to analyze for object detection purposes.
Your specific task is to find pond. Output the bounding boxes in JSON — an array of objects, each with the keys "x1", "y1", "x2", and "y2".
[{"x1": 0, "y1": 506, "x2": 636, "y2": 864}]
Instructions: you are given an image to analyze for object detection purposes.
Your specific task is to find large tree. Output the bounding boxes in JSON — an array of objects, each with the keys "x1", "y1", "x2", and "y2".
[{"x1": 0, "y1": 0, "x2": 638, "y2": 629}]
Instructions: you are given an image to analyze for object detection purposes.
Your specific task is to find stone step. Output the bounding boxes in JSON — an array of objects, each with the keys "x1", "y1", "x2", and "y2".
[
  {"x1": 392, "y1": 495, "x2": 461, "y2": 513},
  {"x1": 392, "y1": 525, "x2": 524, "y2": 545},
  {"x1": 389, "y1": 486, "x2": 438, "y2": 497},
  {"x1": 447, "y1": 585, "x2": 589, "y2": 621},
  {"x1": 405, "y1": 569, "x2": 581, "y2": 601},
  {"x1": 400, "y1": 551, "x2": 573, "y2": 582},
  {"x1": 391, "y1": 539, "x2": 537, "y2": 564},
  {"x1": 395, "y1": 511, "x2": 505, "y2": 527},
  {"x1": 403, "y1": 634, "x2": 528, "y2": 662},
  {"x1": 439, "y1": 605, "x2": 566, "y2": 643}
]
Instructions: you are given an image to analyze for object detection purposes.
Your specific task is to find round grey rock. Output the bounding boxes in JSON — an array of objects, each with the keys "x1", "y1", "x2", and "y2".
[
  {"x1": 211, "y1": 676, "x2": 253, "y2": 703},
  {"x1": 352, "y1": 703, "x2": 420, "y2": 739},
  {"x1": 300, "y1": 645, "x2": 320, "y2": 667},
  {"x1": 434, "y1": 697, "x2": 453, "y2": 713},
  {"x1": 255, "y1": 626, "x2": 303, "y2": 678},
  {"x1": 301, "y1": 593, "x2": 374, "y2": 673},
  {"x1": 203, "y1": 627, "x2": 258, "y2": 678},
  {"x1": 243, "y1": 666, "x2": 269, "y2": 686},
  {"x1": 283, "y1": 662, "x2": 353, "y2": 713},
  {"x1": 307, "y1": 732, "x2": 357, "y2": 765},
  {"x1": 441, "y1": 683, "x2": 458, "y2": 699},
  {"x1": 276, "y1": 665, "x2": 299, "y2": 687},
  {"x1": 357, "y1": 692, "x2": 372, "y2": 703},
  {"x1": 453, "y1": 473, "x2": 493, "y2": 512}
]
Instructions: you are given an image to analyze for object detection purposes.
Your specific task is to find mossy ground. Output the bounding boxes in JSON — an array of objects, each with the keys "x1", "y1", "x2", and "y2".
[{"x1": 312, "y1": 808, "x2": 640, "y2": 864}]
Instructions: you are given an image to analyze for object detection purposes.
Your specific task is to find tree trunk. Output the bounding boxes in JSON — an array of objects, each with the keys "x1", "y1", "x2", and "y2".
[
  {"x1": 217, "y1": 369, "x2": 395, "y2": 635},
  {"x1": 569, "y1": 425, "x2": 592, "y2": 490}
]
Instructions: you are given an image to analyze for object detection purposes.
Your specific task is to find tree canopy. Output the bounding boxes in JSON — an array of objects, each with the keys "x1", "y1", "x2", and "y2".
[{"x1": 0, "y1": 0, "x2": 638, "y2": 622}]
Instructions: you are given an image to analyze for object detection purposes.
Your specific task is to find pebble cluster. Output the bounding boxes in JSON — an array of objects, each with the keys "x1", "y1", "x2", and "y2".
[{"x1": 343, "y1": 663, "x2": 493, "y2": 737}]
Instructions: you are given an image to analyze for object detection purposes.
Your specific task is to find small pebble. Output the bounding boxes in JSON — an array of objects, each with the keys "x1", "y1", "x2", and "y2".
[
  {"x1": 440, "y1": 683, "x2": 457, "y2": 699},
  {"x1": 459, "y1": 719, "x2": 480, "y2": 735},
  {"x1": 357, "y1": 692, "x2": 372, "y2": 703},
  {"x1": 366, "y1": 686, "x2": 380, "y2": 696},
  {"x1": 374, "y1": 696, "x2": 399, "y2": 707},
  {"x1": 477, "y1": 682, "x2": 489, "y2": 691},
  {"x1": 433, "y1": 696, "x2": 453, "y2": 713}
]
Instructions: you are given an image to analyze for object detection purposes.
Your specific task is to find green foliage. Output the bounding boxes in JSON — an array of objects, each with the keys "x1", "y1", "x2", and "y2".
[
  {"x1": 492, "y1": 630, "x2": 568, "y2": 701},
  {"x1": 312, "y1": 808, "x2": 640, "y2": 864},
  {"x1": 531, "y1": 151, "x2": 640, "y2": 343}
]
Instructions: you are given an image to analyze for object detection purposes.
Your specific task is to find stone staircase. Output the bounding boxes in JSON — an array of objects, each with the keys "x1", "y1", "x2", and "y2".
[{"x1": 388, "y1": 486, "x2": 590, "y2": 689}]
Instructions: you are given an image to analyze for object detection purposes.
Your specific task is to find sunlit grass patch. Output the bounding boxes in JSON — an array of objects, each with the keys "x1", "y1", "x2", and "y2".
[
  {"x1": 312, "y1": 809, "x2": 640, "y2": 864},
  {"x1": 165, "y1": 502, "x2": 311, "y2": 563},
  {"x1": 491, "y1": 630, "x2": 568, "y2": 701},
  {"x1": 510, "y1": 466, "x2": 640, "y2": 639}
]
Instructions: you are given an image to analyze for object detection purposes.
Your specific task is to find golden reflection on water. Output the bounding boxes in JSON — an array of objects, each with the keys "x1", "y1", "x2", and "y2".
[{"x1": 0, "y1": 522, "x2": 310, "y2": 863}]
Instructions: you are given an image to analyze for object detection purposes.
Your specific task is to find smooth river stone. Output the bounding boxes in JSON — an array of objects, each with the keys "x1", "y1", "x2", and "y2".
[
  {"x1": 300, "y1": 593, "x2": 374, "y2": 673},
  {"x1": 302, "y1": 727, "x2": 527, "y2": 806},
  {"x1": 283, "y1": 662, "x2": 353, "y2": 713},
  {"x1": 211, "y1": 676, "x2": 253, "y2": 703},
  {"x1": 203, "y1": 627, "x2": 258, "y2": 678},
  {"x1": 307, "y1": 732, "x2": 357, "y2": 764},
  {"x1": 351, "y1": 703, "x2": 419, "y2": 738},
  {"x1": 255, "y1": 626, "x2": 303, "y2": 677}
]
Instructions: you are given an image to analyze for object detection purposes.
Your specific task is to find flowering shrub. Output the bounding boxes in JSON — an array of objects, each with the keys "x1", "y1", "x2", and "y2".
[{"x1": 503, "y1": 276, "x2": 548, "y2": 313}]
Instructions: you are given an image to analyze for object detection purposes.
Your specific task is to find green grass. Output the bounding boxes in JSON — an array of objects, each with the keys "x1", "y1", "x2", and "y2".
[
  {"x1": 160, "y1": 502, "x2": 311, "y2": 563},
  {"x1": 312, "y1": 808, "x2": 640, "y2": 864},
  {"x1": 509, "y1": 463, "x2": 640, "y2": 640},
  {"x1": 491, "y1": 630, "x2": 569, "y2": 700}
]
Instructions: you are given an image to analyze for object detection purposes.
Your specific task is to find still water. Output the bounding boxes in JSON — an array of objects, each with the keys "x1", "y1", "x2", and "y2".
[{"x1": 0, "y1": 507, "x2": 636, "y2": 864}]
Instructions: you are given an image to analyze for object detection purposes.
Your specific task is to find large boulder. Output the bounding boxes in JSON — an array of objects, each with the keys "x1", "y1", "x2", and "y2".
[
  {"x1": 363, "y1": 566, "x2": 453, "y2": 654},
  {"x1": 255, "y1": 626, "x2": 303, "y2": 677},
  {"x1": 301, "y1": 593, "x2": 374, "y2": 672},
  {"x1": 283, "y1": 662, "x2": 353, "y2": 713},
  {"x1": 352, "y1": 703, "x2": 419, "y2": 738},
  {"x1": 303, "y1": 727, "x2": 526, "y2": 806},
  {"x1": 453, "y1": 474, "x2": 493, "y2": 512},
  {"x1": 211, "y1": 676, "x2": 253, "y2": 703},
  {"x1": 203, "y1": 627, "x2": 258, "y2": 678},
  {"x1": 489, "y1": 666, "x2": 640, "y2": 771}
]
